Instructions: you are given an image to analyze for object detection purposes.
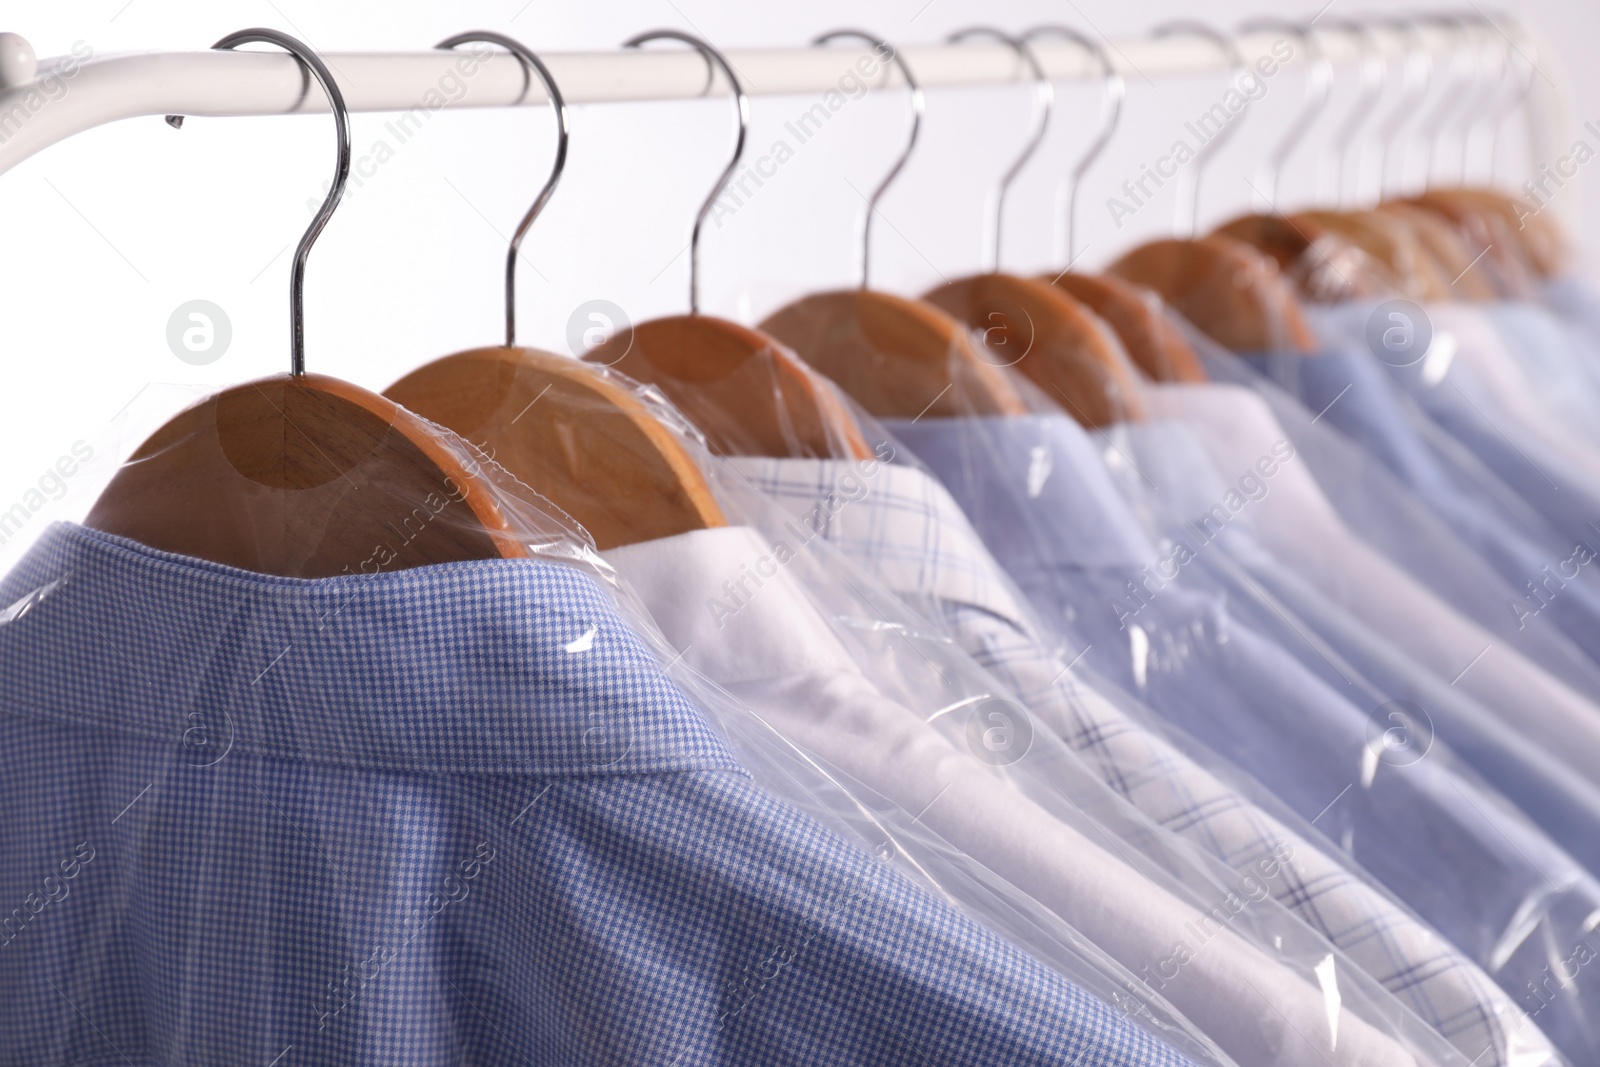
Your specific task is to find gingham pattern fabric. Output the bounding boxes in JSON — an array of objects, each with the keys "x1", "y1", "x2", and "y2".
[
  {"x1": 0, "y1": 522, "x2": 1201, "y2": 1067},
  {"x1": 728, "y1": 454, "x2": 1555, "y2": 1067}
]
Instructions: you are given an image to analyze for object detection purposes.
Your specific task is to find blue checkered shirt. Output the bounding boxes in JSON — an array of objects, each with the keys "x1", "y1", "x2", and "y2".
[
  {"x1": 0, "y1": 522, "x2": 1202, "y2": 1067},
  {"x1": 727, "y1": 453, "x2": 1557, "y2": 1067}
]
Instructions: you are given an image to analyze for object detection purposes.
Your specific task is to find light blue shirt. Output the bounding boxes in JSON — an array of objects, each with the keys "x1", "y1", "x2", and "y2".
[
  {"x1": 889, "y1": 412, "x2": 1600, "y2": 1065},
  {"x1": 1308, "y1": 302, "x2": 1600, "y2": 567},
  {"x1": 1187, "y1": 336, "x2": 1600, "y2": 709},
  {"x1": 733, "y1": 451, "x2": 1554, "y2": 1067},
  {"x1": 1238, "y1": 345, "x2": 1600, "y2": 684},
  {"x1": 0, "y1": 521, "x2": 1199, "y2": 1067},
  {"x1": 1105, "y1": 416, "x2": 1600, "y2": 883}
]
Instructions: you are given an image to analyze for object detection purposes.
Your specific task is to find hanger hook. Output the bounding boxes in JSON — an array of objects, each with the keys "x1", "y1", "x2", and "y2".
[
  {"x1": 1459, "y1": 13, "x2": 1509, "y2": 182},
  {"x1": 1021, "y1": 25, "x2": 1123, "y2": 269},
  {"x1": 1151, "y1": 21, "x2": 1248, "y2": 238},
  {"x1": 625, "y1": 30, "x2": 747, "y2": 316},
  {"x1": 1483, "y1": 12, "x2": 1536, "y2": 183},
  {"x1": 1315, "y1": 20, "x2": 1387, "y2": 208},
  {"x1": 1446, "y1": 14, "x2": 1498, "y2": 187},
  {"x1": 436, "y1": 32, "x2": 569, "y2": 349},
  {"x1": 187, "y1": 30, "x2": 349, "y2": 377},
  {"x1": 812, "y1": 30, "x2": 922, "y2": 290},
  {"x1": 1409, "y1": 15, "x2": 1477, "y2": 189},
  {"x1": 1238, "y1": 19, "x2": 1331, "y2": 207},
  {"x1": 1372, "y1": 18, "x2": 1434, "y2": 199},
  {"x1": 1459, "y1": 11, "x2": 1516, "y2": 183},
  {"x1": 947, "y1": 27, "x2": 1050, "y2": 272}
]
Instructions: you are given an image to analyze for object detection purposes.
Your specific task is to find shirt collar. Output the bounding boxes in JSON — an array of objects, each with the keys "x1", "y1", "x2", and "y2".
[
  {"x1": 1143, "y1": 384, "x2": 1343, "y2": 530},
  {"x1": 0, "y1": 523, "x2": 742, "y2": 777},
  {"x1": 1099, "y1": 419, "x2": 1235, "y2": 527},
  {"x1": 721, "y1": 454, "x2": 1035, "y2": 631},
  {"x1": 602, "y1": 524, "x2": 862, "y2": 687}
]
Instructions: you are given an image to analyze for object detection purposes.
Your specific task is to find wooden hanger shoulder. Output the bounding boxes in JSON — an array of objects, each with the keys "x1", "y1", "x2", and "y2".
[
  {"x1": 922, "y1": 273, "x2": 1146, "y2": 425},
  {"x1": 1409, "y1": 188, "x2": 1564, "y2": 285},
  {"x1": 86, "y1": 373, "x2": 528, "y2": 577},
  {"x1": 1107, "y1": 235, "x2": 1318, "y2": 353},
  {"x1": 1293, "y1": 210, "x2": 1452, "y2": 301},
  {"x1": 586, "y1": 314, "x2": 875, "y2": 460},
  {"x1": 761, "y1": 288, "x2": 1026, "y2": 420},
  {"x1": 1046, "y1": 272, "x2": 1206, "y2": 383},
  {"x1": 386, "y1": 346, "x2": 727, "y2": 551},
  {"x1": 1375, "y1": 202, "x2": 1498, "y2": 301},
  {"x1": 1213, "y1": 213, "x2": 1390, "y2": 301}
]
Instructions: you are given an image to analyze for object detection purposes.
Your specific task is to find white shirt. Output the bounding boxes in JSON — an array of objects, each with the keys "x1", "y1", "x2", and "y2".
[{"x1": 606, "y1": 524, "x2": 1421, "y2": 1067}]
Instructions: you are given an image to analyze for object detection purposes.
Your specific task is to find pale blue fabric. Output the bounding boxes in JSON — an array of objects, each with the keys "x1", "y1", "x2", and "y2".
[
  {"x1": 1307, "y1": 303, "x2": 1600, "y2": 564},
  {"x1": 733, "y1": 452, "x2": 1553, "y2": 1067},
  {"x1": 889, "y1": 413, "x2": 1600, "y2": 1065},
  {"x1": 1483, "y1": 301, "x2": 1600, "y2": 450},
  {"x1": 1104, "y1": 417, "x2": 1600, "y2": 883},
  {"x1": 1237, "y1": 345, "x2": 1600, "y2": 676},
  {"x1": 1184, "y1": 333, "x2": 1600, "y2": 708},
  {"x1": 1542, "y1": 274, "x2": 1600, "y2": 354},
  {"x1": 0, "y1": 521, "x2": 1196, "y2": 1067}
]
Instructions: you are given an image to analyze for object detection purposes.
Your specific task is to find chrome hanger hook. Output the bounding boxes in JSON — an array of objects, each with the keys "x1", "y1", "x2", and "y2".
[
  {"x1": 1151, "y1": 21, "x2": 1248, "y2": 237},
  {"x1": 1315, "y1": 19, "x2": 1387, "y2": 208},
  {"x1": 1485, "y1": 12, "x2": 1538, "y2": 183},
  {"x1": 947, "y1": 27, "x2": 1050, "y2": 272},
  {"x1": 812, "y1": 30, "x2": 922, "y2": 290},
  {"x1": 1491, "y1": 16, "x2": 1542, "y2": 185},
  {"x1": 1460, "y1": 13, "x2": 1511, "y2": 182},
  {"x1": 1410, "y1": 15, "x2": 1478, "y2": 188},
  {"x1": 1022, "y1": 25, "x2": 1124, "y2": 268},
  {"x1": 173, "y1": 29, "x2": 350, "y2": 377},
  {"x1": 1239, "y1": 19, "x2": 1332, "y2": 207},
  {"x1": 1373, "y1": 17, "x2": 1434, "y2": 199},
  {"x1": 625, "y1": 29, "x2": 748, "y2": 316},
  {"x1": 437, "y1": 33, "x2": 569, "y2": 349},
  {"x1": 1465, "y1": 9, "x2": 1529, "y2": 183}
]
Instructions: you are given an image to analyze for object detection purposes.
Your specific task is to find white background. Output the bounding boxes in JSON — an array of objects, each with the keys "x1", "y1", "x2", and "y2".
[{"x1": 1, "y1": 0, "x2": 1596, "y2": 551}]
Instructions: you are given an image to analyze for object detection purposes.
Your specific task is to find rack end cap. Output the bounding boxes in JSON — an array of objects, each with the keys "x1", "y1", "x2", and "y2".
[{"x1": 0, "y1": 33, "x2": 36, "y2": 89}]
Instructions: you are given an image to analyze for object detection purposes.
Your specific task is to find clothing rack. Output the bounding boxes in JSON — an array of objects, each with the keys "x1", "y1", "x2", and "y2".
[{"x1": 0, "y1": 19, "x2": 1565, "y2": 185}]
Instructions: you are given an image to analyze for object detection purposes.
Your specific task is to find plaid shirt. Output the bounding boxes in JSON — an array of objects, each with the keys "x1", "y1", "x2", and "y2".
[
  {"x1": 0, "y1": 521, "x2": 1202, "y2": 1067},
  {"x1": 728, "y1": 453, "x2": 1556, "y2": 1067}
]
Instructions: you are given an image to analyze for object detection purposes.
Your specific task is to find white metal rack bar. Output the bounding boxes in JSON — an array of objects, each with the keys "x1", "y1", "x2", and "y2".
[{"x1": 0, "y1": 20, "x2": 1561, "y2": 182}]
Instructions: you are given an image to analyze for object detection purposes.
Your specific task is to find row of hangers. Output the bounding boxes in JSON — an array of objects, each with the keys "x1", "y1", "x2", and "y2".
[{"x1": 82, "y1": 18, "x2": 1553, "y2": 577}]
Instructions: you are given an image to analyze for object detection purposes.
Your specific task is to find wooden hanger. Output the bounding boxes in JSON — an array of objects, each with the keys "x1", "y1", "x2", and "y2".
[
  {"x1": 758, "y1": 31, "x2": 1024, "y2": 422},
  {"x1": 584, "y1": 30, "x2": 874, "y2": 460},
  {"x1": 1391, "y1": 18, "x2": 1561, "y2": 285},
  {"x1": 920, "y1": 28, "x2": 1146, "y2": 426},
  {"x1": 389, "y1": 348, "x2": 725, "y2": 550},
  {"x1": 924, "y1": 274, "x2": 1144, "y2": 425},
  {"x1": 88, "y1": 375, "x2": 531, "y2": 577},
  {"x1": 762, "y1": 291, "x2": 1025, "y2": 419},
  {"x1": 1273, "y1": 22, "x2": 1463, "y2": 300},
  {"x1": 1213, "y1": 21, "x2": 1493, "y2": 304},
  {"x1": 1292, "y1": 209, "x2": 1454, "y2": 300},
  {"x1": 1198, "y1": 24, "x2": 1390, "y2": 306},
  {"x1": 588, "y1": 315, "x2": 875, "y2": 459},
  {"x1": 1012, "y1": 25, "x2": 1203, "y2": 384},
  {"x1": 1049, "y1": 272, "x2": 1206, "y2": 383},
  {"x1": 1109, "y1": 234, "x2": 1318, "y2": 353},
  {"x1": 1211, "y1": 213, "x2": 1388, "y2": 302},
  {"x1": 1333, "y1": 18, "x2": 1546, "y2": 293},
  {"x1": 86, "y1": 30, "x2": 525, "y2": 578},
  {"x1": 1376, "y1": 200, "x2": 1499, "y2": 300},
  {"x1": 384, "y1": 34, "x2": 725, "y2": 552},
  {"x1": 1109, "y1": 24, "x2": 1319, "y2": 354},
  {"x1": 1409, "y1": 188, "x2": 1564, "y2": 282}
]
